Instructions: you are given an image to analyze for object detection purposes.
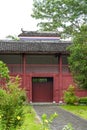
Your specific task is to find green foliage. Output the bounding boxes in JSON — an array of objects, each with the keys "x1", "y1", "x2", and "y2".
[
  {"x1": 63, "y1": 85, "x2": 78, "y2": 105},
  {"x1": 0, "y1": 76, "x2": 26, "y2": 130},
  {"x1": 41, "y1": 112, "x2": 58, "y2": 130},
  {"x1": 73, "y1": 24, "x2": 87, "y2": 44},
  {"x1": 79, "y1": 97, "x2": 87, "y2": 105},
  {"x1": 67, "y1": 25, "x2": 87, "y2": 89},
  {"x1": 32, "y1": 0, "x2": 87, "y2": 37},
  {"x1": 62, "y1": 123, "x2": 74, "y2": 130},
  {"x1": 0, "y1": 60, "x2": 9, "y2": 81},
  {"x1": 6, "y1": 35, "x2": 19, "y2": 41}
]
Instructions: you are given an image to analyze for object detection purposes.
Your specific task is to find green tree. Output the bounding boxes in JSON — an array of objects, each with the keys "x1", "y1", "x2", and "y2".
[
  {"x1": 32, "y1": 0, "x2": 87, "y2": 37},
  {"x1": 67, "y1": 25, "x2": 87, "y2": 89},
  {"x1": 0, "y1": 61, "x2": 9, "y2": 81},
  {"x1": 6, "y1": 35, "x2": 19, "y2": 41}
]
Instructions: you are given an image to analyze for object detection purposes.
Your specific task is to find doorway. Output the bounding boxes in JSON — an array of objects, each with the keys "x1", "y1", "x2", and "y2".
[{"x1": 32, "y1": 77, "x2": 53, "y2": 102}]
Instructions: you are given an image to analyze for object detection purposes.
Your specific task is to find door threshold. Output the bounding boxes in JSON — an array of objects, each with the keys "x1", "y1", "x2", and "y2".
[{"x1": 30, "y1": 102, "x2": 57, "y2": 105}]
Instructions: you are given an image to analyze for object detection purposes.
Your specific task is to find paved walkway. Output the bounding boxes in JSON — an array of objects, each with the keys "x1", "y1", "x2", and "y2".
[{"x1": 33, "y1": 105, "x2": 87, "y2": 130}]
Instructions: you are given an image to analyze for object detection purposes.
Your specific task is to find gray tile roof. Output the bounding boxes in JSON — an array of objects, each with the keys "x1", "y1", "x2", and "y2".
[
  {"x1": 18, "y1": 31, "x2": 60, "y2": 37},
  {"x1": 0, "y1": 40, "x2": 72, "y2": 54}
]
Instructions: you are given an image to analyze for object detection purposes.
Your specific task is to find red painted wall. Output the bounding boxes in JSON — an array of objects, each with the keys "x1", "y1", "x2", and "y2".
[{"x1": 0, "y1": 54, "x2": 87, "y2": 103}]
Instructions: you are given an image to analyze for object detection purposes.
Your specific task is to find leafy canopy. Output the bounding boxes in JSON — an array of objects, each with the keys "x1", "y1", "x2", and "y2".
[
  {"x1": 32, "y1": 0, "x2": 87, "y2": 37},
  {"x1": 68, "y1": 25, "x2": 87, "y2": 89}
]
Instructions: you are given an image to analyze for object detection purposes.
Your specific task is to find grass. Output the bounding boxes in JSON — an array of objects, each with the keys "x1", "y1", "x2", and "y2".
[
  {"x1": 17, "y1": 105, "x2": 42, "y2": 130},
  {"x1": 60, "y1": 105, "x2": 87, "y2": 120}
]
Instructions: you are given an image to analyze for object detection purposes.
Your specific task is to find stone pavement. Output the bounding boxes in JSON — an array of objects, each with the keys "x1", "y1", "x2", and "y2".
[{"x1": 33, "y1": 105, "x2": 87, "y2": 130}]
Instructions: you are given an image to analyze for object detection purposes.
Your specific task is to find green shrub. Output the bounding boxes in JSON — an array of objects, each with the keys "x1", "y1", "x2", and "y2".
[
  {"x1": 0, "y1": 60, "x2": 9, "y2": 81},
  {"x1": 41, "y1": 112, "x2": 58, "y2": 130},
  {"x1": 79, "y1": 97, "x2": 87, "y2": 105},
  {"x1": 63, "y1": 85, "x2": 78, "y2": 105},
  {"x1": 0, "y1": 76, "x2": 26, "y2": 130},
  {"x1": 62, "y1": 123, "x2": 74, "y2": 130}
]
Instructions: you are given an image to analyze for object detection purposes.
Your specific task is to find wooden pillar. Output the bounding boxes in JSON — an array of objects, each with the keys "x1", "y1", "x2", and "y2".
[
  {"x1": 22, "y1": 54, "x2": 32, "y2": 102},
  {"x1": 22, "y1": 53, "x2": 26, "y2": 87},
  {"x1": 59, "y1": 54, "x2": 63, "y2": 101}
]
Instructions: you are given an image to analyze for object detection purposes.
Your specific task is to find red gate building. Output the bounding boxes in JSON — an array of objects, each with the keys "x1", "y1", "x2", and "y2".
[{"x1": 0, "y1": 31, "x2": 87, "y2": 103}]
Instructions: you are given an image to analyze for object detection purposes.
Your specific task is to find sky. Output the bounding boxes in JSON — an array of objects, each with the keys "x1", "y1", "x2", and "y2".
[{"x1": 0, "y1": 0, "x2": 39, "y2": 39}]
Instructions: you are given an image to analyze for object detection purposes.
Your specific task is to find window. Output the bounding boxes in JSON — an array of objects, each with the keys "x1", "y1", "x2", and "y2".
[
  {"x1": 32, "y1": 77, "x2": 53, "y2": 83},
  {"x1": 0, "y1": 54, "x2": 22, "y2": 64},
  {"x1": 26, "y1": 55, "x2": 58, "y2": 64},
  {"x1": 62, "y1": 55, "x2": 68, "y2": 65}
]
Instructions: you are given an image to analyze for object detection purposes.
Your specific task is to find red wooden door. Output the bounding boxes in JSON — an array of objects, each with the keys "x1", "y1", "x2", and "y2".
[{"x1": 32, "y1": 78, "x2": 53, "y2": 102}]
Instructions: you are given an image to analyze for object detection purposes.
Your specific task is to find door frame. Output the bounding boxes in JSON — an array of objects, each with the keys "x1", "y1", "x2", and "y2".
[{"x1": 30, "y1": 73, "x2": 56, "y2": 102}]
